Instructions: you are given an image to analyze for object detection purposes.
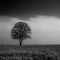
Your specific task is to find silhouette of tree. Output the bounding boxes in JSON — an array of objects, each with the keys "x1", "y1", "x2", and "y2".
[{"x1": 11, "y1": 22, "x2": 31, "y2": 47}]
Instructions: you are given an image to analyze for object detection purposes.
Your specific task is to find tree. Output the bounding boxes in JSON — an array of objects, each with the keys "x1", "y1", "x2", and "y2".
[{"x1": 11, "y1": 22, "x2": 31, "y2": 47}]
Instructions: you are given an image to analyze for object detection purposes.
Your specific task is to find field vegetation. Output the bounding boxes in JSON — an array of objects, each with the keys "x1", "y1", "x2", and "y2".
[{"x1": 0, "y1": 45, "x2": 59, "y2": 60}]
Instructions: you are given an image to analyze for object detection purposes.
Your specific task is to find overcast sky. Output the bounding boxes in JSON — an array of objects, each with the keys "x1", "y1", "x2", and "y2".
[{"x1": 0, "y1": 0, "x2": 60, "y2": 45}]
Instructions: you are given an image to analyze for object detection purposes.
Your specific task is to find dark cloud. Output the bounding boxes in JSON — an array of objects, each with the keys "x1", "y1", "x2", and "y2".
[
  {"x1": 0, "y1": 16, "x2": 13, "y2": 22},
  {"x1": 0, "y1": 0, "x2": 60, "y2": 19}
]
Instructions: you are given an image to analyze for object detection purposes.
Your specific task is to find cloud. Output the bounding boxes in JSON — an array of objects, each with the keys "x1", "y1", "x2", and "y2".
[
  {"x1": 25, "y1": 15, "x2": 60, "y2": 44},
  {"x1": 28, "y1": 15, "x2": 60, "y2": 31},
  {"x1": 0, "y1": 16, "x2": 12, "y2": 22},
  {"x1": 0, "y1": 15, "x2": 60, "y2": 44}
]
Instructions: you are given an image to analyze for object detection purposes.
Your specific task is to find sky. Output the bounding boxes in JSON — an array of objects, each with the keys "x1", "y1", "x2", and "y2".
[{"x1": 0, "y1": 0, "x2": 60, "y2": 45}]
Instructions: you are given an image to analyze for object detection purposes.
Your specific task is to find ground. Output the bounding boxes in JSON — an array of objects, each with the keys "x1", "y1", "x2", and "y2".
[{"x1": 0, "y1": 45, "x2": 60, "y2": 60}]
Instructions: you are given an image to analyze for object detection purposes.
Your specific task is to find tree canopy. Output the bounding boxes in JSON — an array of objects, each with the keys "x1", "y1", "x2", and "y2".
[{"x1": 11, "y1": 22, "x2": 31, "y2": 40}]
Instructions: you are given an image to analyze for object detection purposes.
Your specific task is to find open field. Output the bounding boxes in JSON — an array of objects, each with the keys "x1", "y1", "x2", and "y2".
[{"x1": 0, "y1": 45, "x2": 60, "y2": 60}]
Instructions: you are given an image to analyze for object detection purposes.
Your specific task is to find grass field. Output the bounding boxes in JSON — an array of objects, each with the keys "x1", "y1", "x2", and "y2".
[{"x1": 0, "y1": 45, "x2": 60, "y2": 60}]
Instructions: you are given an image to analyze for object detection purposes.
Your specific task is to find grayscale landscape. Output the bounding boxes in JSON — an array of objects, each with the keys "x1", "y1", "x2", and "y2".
[{"x1": 0, "y1": 0, "x2": 60, "y2": 60}]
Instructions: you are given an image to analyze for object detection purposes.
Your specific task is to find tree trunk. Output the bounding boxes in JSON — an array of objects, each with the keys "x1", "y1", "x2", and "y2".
[{"x1": 19, "y1": 39, "x2": 23, "y2": 47}]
